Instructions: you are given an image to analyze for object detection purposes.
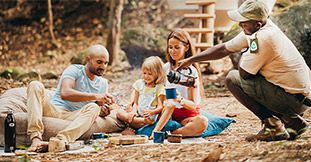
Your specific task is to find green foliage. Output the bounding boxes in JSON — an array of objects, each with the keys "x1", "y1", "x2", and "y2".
[
  {"x1": 121, "y1": 24, "x2": 168, "y2": 53},
  {"x1": 92, "y1": 141, "x2": 100, "y2": 151},
  {"x1": 17, "y1": 145, "x2": 28, "y2": 150},
  {"x1": 17, "y1": 71, "x2": 39, "y2": 81},
  {"x1": 271, "y1": 0, "x2": 311, "y2": 67},
  {"x1": 18, "y1": 153, "x2": 29, "y2": 162},
  {"x1": 70, "y1": 50, "x2": 87, "y2": 65}
]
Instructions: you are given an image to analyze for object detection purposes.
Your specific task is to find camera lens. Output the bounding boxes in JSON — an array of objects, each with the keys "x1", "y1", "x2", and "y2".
[
  {"x1": 167, "y1": 71, "x2": 180, "y2": 84},
  {"x1": 167, "y1": 70, "x2": 196, "y2": 87}
]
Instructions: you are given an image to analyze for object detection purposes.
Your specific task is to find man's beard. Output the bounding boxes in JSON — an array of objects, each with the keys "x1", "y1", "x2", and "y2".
[{"x1": 90, "y1": 67, "x2": 105, "y2": 76}]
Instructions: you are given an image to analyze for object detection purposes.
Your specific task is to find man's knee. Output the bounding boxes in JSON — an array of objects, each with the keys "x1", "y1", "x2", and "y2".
[
  {"x1": 82, "y1": 103, "x2": 101, "y2": 115},
  {"x1": 28, "y1": 81, "x2": 45, "y2": 93},
  {"x1": 225, "y1": 70, "x2": 240, "y2": 87}
]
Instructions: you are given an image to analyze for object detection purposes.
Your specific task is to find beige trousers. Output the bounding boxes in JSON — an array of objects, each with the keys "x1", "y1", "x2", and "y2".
[{"x1": 27, "y1": 81, "x2": 100, "y2": 143}]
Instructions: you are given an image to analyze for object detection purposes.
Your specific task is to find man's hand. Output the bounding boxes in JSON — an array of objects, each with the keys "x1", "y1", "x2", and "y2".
[
  {"x1": 99, "y1": 105, "x2": 110, "y2": 117},
  {"x1": 95, "y1": 93, "x2": 115, "y2": 105},
  {"x1": 177, "y1": 57, "x2": 192, "y2": 71}
]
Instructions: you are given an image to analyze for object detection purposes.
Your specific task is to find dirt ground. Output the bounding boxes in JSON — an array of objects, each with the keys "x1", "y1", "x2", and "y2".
[{"x1": 1, "y1": 68, "x2": 310, "y2": 162}]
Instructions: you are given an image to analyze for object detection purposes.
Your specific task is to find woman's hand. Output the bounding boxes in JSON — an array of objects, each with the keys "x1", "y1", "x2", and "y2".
[{"x1": 175, "y1": 91, "x2": 183, "y2": 103}]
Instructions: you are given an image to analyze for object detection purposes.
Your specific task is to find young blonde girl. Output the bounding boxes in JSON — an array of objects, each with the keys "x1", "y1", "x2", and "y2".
[{"x1": 116, "y1": 56, "x2": 166, "y2": 129}]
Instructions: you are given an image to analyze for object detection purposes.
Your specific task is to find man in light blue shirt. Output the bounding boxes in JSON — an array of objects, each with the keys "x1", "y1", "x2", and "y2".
[
  {"x1": 51, "y1": 64, "x2": 109, "y2": 111},
  {"x1": 27, "y1": 44, "x2": 113, "y2": 152}
]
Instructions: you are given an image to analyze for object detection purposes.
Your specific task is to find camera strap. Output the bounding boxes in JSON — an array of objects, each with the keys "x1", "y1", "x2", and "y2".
[{"x1": 177, "y1": 67, "x2": 192, "y2": 75}]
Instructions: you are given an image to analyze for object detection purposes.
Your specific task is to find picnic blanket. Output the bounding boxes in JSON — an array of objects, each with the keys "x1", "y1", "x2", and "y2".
[
  {"x1": 0, "y1": 137, "x2": 210, "y2": 155},
  {"x1": 136, "y1": 110, "x2": 235, "y2": 137}
]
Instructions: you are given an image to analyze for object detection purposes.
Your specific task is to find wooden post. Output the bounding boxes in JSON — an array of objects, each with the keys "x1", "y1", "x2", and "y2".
[
  {"x1": 201, "y1": 3, "x2": 215, "y2": 49},
  {"x1": 106, "y1": 0, "x2": 124, "y2": 66},
  {"x1": 196, "y1": 6, "x2": 203, "y2": 54}
]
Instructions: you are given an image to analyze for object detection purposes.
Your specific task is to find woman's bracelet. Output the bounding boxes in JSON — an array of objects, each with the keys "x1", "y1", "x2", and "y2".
[{"x1": 179, "y1": 97, "x2": 185, "y2": 106}]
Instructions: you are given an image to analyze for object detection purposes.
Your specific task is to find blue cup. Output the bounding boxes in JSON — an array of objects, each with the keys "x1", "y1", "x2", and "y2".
[
  {"x1": 153, "y1": 131, "x2": 165, "y2": 143},
  {"x1": 165, "y1": 88, "x2": 177, "y2": 99}
]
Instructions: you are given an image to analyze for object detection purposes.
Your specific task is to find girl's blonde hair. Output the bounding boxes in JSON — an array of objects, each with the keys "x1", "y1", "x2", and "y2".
[
  {"x1": 142, "y1": 56, "x2": 166, "y2": 84},
  {"x1": 166, "y1": 28, "x2": 204, "y2": 97}
]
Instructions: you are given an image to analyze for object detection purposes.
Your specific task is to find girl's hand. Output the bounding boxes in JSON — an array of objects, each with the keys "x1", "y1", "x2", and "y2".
[
  {"x1": 129, "y1": 111, "x2": 138, "y2": 118},
  {"x1": 143, "y1": 109, "x2": 154, "y2": 118},
  {"x1": 164, "y1": 100, "x2": 176, "y2": 109},
  {"x1": 149, "y1": 133, "x2": 154, "y2": 140},
  {"x1": 125, "y1": 103, "x2": 133, "y2": 112}
]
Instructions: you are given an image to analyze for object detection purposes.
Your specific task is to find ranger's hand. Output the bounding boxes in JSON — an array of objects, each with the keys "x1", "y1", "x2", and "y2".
[{"x1": 177, "y1": 57, "x2": 192, "y2": 71}]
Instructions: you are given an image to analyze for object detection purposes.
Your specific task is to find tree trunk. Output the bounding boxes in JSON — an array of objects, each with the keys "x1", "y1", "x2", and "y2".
[
  {"x1": 106, "y1": 0, "x2": 124, "y2": 66},
  {"x1": 47, "y1": 0, "x2": 59, "y2": 48}
]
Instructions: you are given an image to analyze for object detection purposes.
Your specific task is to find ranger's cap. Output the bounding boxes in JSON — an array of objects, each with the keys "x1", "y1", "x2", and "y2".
[{"x1": 227, "y1": 0, "x2": 269, "y2": 22}]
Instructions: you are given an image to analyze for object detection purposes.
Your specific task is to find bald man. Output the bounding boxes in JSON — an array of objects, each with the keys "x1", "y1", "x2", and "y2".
[{"x1": 27, "y1": 44, "x2": 113, "y2": 152}]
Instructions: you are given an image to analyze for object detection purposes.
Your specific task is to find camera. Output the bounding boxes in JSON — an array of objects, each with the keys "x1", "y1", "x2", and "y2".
[{"x1": 167, "y1": 67, "x2": 197, "y2": 87}]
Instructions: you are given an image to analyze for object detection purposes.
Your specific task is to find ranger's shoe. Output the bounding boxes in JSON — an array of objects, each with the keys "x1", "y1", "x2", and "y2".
[
  {"x1": 48, "y1": 137, "x2": 67, "y2": 152},
  {"x1": 281, "y1": 115, "x2": 309, "y2": 140},
  {"x1": 246, "y1": 116, "x2": 289, "y2": 142}
]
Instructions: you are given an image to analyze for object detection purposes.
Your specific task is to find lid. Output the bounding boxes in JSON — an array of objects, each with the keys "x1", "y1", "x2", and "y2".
[{"x1": 7, "y1": 110, "x2": 13, "y2": 115}]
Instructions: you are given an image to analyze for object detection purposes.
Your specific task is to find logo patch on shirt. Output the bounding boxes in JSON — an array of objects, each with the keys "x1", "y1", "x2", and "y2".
[{"x1": 250, "y1": 38, "x2": 259, "y2": 53}]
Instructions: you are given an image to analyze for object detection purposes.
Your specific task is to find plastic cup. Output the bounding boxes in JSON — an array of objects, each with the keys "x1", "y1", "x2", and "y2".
[
  {"x1": 165, "y1": 88, "x2": 177, "y2": 99},
  {"x1": 153, "y1": 131, "x2": 165, "y2": 143}
]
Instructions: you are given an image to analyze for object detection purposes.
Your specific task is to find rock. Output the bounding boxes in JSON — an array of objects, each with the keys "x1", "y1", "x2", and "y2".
[
  {"x1": 226, "y1": 113, "x2": 238, "y2": 118},
  {"x1": 121, "y1": 25, "x2": 167, "y2": 67},
  {"x1": 17, "y1": 71, "x2": 39, "y2": 81},
  {"x1": 223, "y1": 0, "x2": 311, "y2": 68},
  {"x1": 41, "y1": 72, "x2": 58, "y2": 80},
  {"x1": 0, "y1": 67, "x2": 26, "y2": 79},
  {"x1": 201, "y1": 144, "x2": 223, "y2": 162},
  {"x1": 0, "y1": 69, "x2": 13, "y2": 79},
  {"x1": 271, "y1": 0, "x2": 311, "y2": 67}
]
